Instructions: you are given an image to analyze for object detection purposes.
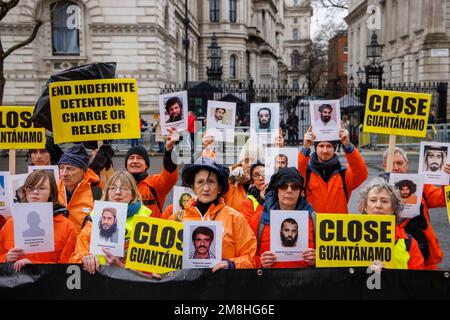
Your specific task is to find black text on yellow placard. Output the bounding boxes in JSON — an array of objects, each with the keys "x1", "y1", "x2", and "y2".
[
  {"x1": 0, "y1": 106, "x2": 45, "y2": 149},
  {"x1": 49, "y1": 79, "x2": 140, "y2": 144},
  {"x1": 363, "y1": 89, "x2": 432, "y2": 138},
  {"x1": 125, "y1": 217, "x2": 183, "y2": 274},
  {"x1": 316, "y1": 214, "x2": 396, "y2": 268}
]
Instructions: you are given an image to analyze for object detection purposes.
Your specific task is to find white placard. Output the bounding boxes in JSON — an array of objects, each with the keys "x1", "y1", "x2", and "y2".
[
  {"x1": 206, "y1": 101, "x2": 236, "y2": 142},
  {"x1": 418, "y1": 142, "x2": 450, "y2": 185},
  {"x1": 28, "y1": 165, "x2": 60, "y2": 184},
  {"x1": 89, "y1": 201, "x2": 128, "y2": 257},
  {"x1": 264, "y1": 147, "x2": 299, "y2": 184},
  {"x1": 159, "y1": 91, "x2": 189, "y2": 135},
  {"x1": 389, "y1": 173, "x2": 424, "y2": 219},
  {"x1": 9, "y1": 173, "x2": 29, "y2": 203},
  {"x1": 250, "y1": 103, "x2": 280, "y2": 144},
  {"x1": 310, "y1": 100, "x2": 341, "y2": 141},
  {"x1": 0, "y1": 172, "x2": 12, "y2": 217},
  {"x1": 183, "y1": 220, "x2": 222, "y2": 269},
  {"x1": 173, "y1": 186, "x2": 195, "y2": 216},
  {"x1": 12, "y1": 202, "x2": 54, "y2": 254},
  {"x1": 270, "y1": 210, "x2": 309, "y2": 262}
]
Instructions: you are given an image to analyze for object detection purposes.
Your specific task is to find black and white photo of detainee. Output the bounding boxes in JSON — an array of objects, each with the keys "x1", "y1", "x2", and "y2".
[
  {"x1": 214, "y1": 108, "x2": 229, "y2": 125},
  {"x1": 23, "y1": 211, "x2": 45, "y2": 238},
  {"x1": 165, "y1": 96, "x2": 183, "y2": 123},
  {"x1": 280, "y1": 218, "x2": 298, "y2": 248},
  {"x1": 98, "y1": 207, "x2": 119, "y2": 243},
  {"x1": 423, "y1": 145, "x2": 447, "y2": 173},
  {"x1": 189, "y1": 226, "x2": 216, "y2": 259},
  {"x1": 256, "y1": 107, "x2": 272, "y2": 132},
  {"x1": 274, "y1": 154, "x2": 289, "y2": 171}
]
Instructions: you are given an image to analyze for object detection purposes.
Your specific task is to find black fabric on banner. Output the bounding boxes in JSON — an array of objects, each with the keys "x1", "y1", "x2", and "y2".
[{"x1": 0, "y1": 264, "x2": 449, "y2": 300}]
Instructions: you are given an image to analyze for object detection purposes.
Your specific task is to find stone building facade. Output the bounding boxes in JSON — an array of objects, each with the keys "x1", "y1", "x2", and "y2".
[{"x1": 2, "y1": 0, "x2": 312, "y2": 113}]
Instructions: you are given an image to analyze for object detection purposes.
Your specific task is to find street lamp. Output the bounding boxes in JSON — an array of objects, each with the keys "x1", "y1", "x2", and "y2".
[
  {"x1": 207, "y1": 33, "x2": 223, "y2": 84},
  {"x1": 364, "y1": 31, "x2": 384, "y2": 89}
]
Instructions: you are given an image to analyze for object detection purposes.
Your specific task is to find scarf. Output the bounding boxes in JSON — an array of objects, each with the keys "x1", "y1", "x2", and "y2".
[
  {"x1": 127, "y1": 201, "x2": 142, "y2": 219},
  {"x1": 310, "y1": 153, "x2": 342, "y2": 182},
  {"x1": 261, "y1": 190, "x2": 314, "y2": 225},
  {"x1": 132, "y1": 172, "x2": 148, "y2": 185},
  {"x1": 196, "y1": 199, "x2": 219, "y2": 216}
]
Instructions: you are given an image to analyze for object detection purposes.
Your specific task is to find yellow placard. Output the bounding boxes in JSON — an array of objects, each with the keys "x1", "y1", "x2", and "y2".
[
  {"x1": 316, "y1": 214, "x2": 396, "y2": 268},
  {"x1": 363, "y1": 89, "x2": 432, "y2": 138},
  {"x1": 445, "y1": 186, "x2": 450, "y2": 225},
  {"x1": 49, "y1": 79, "x2": 141, "y2": 144},
  {"x1": 125, "y1": 216, "x2": 183, "y2": 274},
  {"x1": 0, "y1": 106, "x2": 45, "y2": 149}
]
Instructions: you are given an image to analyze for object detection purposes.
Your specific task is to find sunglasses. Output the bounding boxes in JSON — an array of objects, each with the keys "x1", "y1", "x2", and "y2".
[{"x1": 278, "y1": 183, "x2": 301, "y2": 191}]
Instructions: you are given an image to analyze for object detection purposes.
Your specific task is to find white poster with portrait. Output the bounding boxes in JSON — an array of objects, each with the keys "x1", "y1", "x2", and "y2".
[
  {"x1": 12, "y1": 202, "x2": 54, "y2": 254},
  {"x1": 9, "y1": 173, "x2": 29, "y2": 203},
  {"x1": 0, "y1": 172, "x2": 12, "y2": 218},
  {"x1": 173, "y1": 186, "x2": 195, "y2": 217},
  {"x1": 270, "y1": 210, "x2": 309, "y2": 262},
  {"x1": 264, "y1": 147, "x2": 299, "y2": 184},
  {"x1": 389, "y1": 173, "x2": 424, "y2": 219},
  {"x1": 28, "y1": 165, "x2": 60, "y2": 184},
  {"x1": 250, "y1": 103, "x2": 280, "y2": 144},
  {"x1": 89, "y1": 201, "x2": 128, "y2": 257},
  {"x1": 418, "y1": 142, "x2": 450, "y2": 185},
  {"x1": 159, "y1": 91, "x2": 188, "y2": 135},
  {"x1": 309, "y1": 100, "x2": 341, "y2": 141},
  {"x1": 206, "y1": 101, "x2": 236, "y2": 142},
  {"x1": 183, "y1": 220, "x2": 222, "y2": 269}
]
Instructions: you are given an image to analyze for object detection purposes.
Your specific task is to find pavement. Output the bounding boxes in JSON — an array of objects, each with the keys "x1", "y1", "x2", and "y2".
[{"x1": 2, "y1": 148, "x2": 449, "y2": 270}]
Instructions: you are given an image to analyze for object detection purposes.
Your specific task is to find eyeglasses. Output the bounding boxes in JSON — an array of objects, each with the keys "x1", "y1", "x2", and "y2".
[
  {"x1": 278, "y1": 183, "x2": 301, "y2": 191},
  {"x1": 252, "y1": 173, "x2": 264, "y2": 180},
  {"x1": 107, "y1": 186, "x2": 131, "y2": 193},
  {"x1": 25, "y1": 186, "x2": 50, "y2": 193}
]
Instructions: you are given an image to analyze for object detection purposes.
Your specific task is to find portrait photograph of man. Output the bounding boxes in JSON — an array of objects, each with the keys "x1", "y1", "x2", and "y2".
[
  {"x1": 264, "y1": 147, "x2": 298, "y2": 183},
  {"x1": 206, "y1": 101, "x2": 236, "y2": 142},
  {"x1": 280, "y1": 218, "x2": 298, "y2": 248},
  {"x1": 189, "y1": 226, "x2": 216, "y2": 259},
  {"x1": 165, "y1": 96, "x2": 183, "y2": 123},
  {"x1": 309, "y1": 100, "x2": 341, "y2": 141},
  {"x1": 419, "y1": 142, "x2": 450, "y2": 185},
  {"x1": 99, "y1": 207, "x2": 119, "y2": 243},
  {"x1": 250, "y1": 103, "x2": 280, "y2": 142},
  {"x1": 394, "y1": 180, "x2": 418, "y2": 205},
  {"x1": 159, "y1": 91, "x2": 188, "y2": 135},
  {"x1": 389, "y1": 173, "x2": 424, "y2": 219}
]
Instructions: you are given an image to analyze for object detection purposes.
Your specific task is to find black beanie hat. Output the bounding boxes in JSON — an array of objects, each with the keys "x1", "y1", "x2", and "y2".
[
  {"x1": 125, "y1": 145, "x2": 150, "y2": 169},
  {"x1": 59, "y1": 144, "x2": 90, "y2": 170}
]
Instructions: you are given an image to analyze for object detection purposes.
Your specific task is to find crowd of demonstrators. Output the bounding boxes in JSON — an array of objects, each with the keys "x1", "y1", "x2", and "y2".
[
  {"x1": 358, "y1": 178, "x2": 424, "y2": 270},
  {"x1": 168, "y1": 158, "x2": 257, "y2": 271},
  {"x1": 381, "y1": 147, "x2": 450, "y2": 270},
  {"x1": 249, "y1": 168, "x2": 316, "y2": 268},
  {"x1": 298, "y1": 125, "x2": 368, "y2": 214},
  {"x1": 0, "y1": 170, "x2": 77, "y2": 271},
  {"x1": 125, "y1": 128, "x2": 179, "y2": 218},
  {"x1": 70, "y1": 170, "x2": 152, "y2": 275}
]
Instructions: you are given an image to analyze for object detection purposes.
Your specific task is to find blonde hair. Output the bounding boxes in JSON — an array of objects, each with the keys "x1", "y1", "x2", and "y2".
[{"x1": 102, "y1": 170, "x2": 142, "y2": 203}]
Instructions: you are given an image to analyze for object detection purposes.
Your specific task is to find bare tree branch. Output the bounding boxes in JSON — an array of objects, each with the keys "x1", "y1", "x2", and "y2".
[
  {"x1": 3, "y1": 19, "x2": 42, "y2": 59},
  {"x1": 318, "y1": 0, "x2": 348, "y2": 10},
  {"x1": 0, "y1": 0, "x2": 19, "y2": 21}
]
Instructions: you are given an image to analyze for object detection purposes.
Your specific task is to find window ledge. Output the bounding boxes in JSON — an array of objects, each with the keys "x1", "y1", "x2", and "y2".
[{"x1": 42, "y1": 56, "x2": 87, "y2": 61}]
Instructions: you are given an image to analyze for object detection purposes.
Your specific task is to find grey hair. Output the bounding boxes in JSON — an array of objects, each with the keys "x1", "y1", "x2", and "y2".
[
  {"x1": 358, "y1": 177, "x2": 404, "y2": 218},
  {"x1": 383, "y1": 147, "x2": 408, "y2": 162}
]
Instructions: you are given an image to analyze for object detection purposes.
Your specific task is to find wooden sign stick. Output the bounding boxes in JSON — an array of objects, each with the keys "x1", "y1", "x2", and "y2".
[
  {"x1": 9, "y1": 149, "x2": 16, "y2": 175},
  {"x1": 385, "y1": 134, "x2": 397, "y2": 173}
]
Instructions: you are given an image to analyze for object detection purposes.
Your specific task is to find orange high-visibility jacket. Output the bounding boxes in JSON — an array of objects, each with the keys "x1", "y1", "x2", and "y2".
[
  {"x1": 395, "y1": 225, "x2": 424, "y2": 270},
  {"x1": 168, "y1": 199, "x2": 257, "y2": 268},
  {"x1": 240, "y1": 196, "x2": 264, "y2": 225},
  {"x1": 58, "y1": 168, "x2": 101, "y2": 234},
  {"x1": 0, "y1": 210, "x2": 77, "y2": 264},
  {"x1": 297, "y1": 146, "x2": 368, "y2": 214}
]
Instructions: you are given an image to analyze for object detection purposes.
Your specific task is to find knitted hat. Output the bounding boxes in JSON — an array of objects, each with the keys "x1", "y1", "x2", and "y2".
[
  {"x1": 58, "y1": 144, "x2": 89, "y2": 170},
  {"x1": 182, "y1": 157, "x2": 230, "y2": 195},
  {"x1": 125, "y1": 145, "x2": 150, "y2": 169}
]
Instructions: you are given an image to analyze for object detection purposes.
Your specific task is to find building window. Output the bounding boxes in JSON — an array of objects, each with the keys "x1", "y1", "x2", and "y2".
[
  {"x1": 294, "y1": 18, "x2": 298, "y2": 24},
  {"x1": 51, "y1": 1, "x2": 80, "y2": 55},
  {"x1": 230, "y1": 55, "x2": 237, "y2": 79},
  {"x1": 291, "y1": 50, "x2": 300, "y2": 67},
  {"x1": 210, "y1": 0, "x2": 220, "y2": 22},
  {"x1": 230, "y1": 0, "x2": 237, "y2": 22},
  {"x1": 293, "y1": 0, "x2": 299, "y2": 6},
  {"x1": 344, "y1": 62, "x2": 348, "y2": 74},
  {"x1": 293, "y1": 79, "x2": 299, "y2": 89},
  {"x1": 344, "y1": 42, "x2": 348, "y2": 54},
  {"x1": 293, "y1": 28, "x2": 299, "y2": 40}
]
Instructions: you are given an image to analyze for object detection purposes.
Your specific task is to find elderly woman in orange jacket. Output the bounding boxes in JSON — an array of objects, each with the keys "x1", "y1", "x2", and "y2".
[
  {"x1": 0, "y1": 170, "x2": 77, "y2": 271},
  {"x1": 168, "y1": 157, "x2": 257, "y2": 271}
]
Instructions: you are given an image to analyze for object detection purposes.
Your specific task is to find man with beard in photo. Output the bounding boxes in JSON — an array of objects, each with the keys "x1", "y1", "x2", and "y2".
[
  {"x1": 280, "y1": 218, "x2": 299, "y2": 248},
  {"x1": 99, "y1": 207, "x2": 119, "y2": 243},
  {"x1": 257, "y1": 107, "x2": 272, "y2": 132},
  {"x1": 315, "y1": 104, "x2": 337, "y2": 127},
  {"x1": 394, "y1": 180, "x2": 418, "y2": 205},
  {"x1": 165, "y1": 96, "x2": 183, "y2": 123},
  {"x1": 423, "y1": 146, "x2": 447, "y2": 173}
]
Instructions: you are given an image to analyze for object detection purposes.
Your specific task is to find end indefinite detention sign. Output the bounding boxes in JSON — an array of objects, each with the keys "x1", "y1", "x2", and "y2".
[
  {"x1": 49, "y1": 79, "x2": 141, "y2": 144},
  {"x1": 363, "y1": 89, "x2": 432, "y2": 138}
]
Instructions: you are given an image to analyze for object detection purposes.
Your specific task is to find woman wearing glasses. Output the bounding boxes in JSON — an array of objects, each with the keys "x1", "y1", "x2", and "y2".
[
  {"x1": 240, "y1": 162, "x2": 266, "y2": 224},
  {"x1": 0, "y1": 170, "x2": 77, "y2": 271},
  {"x1": 249, "y1": 167, "x2": 317, "y2": 268},
  {"x1": 70, "y1": 170, "x2": 151, "y2": 275}
]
